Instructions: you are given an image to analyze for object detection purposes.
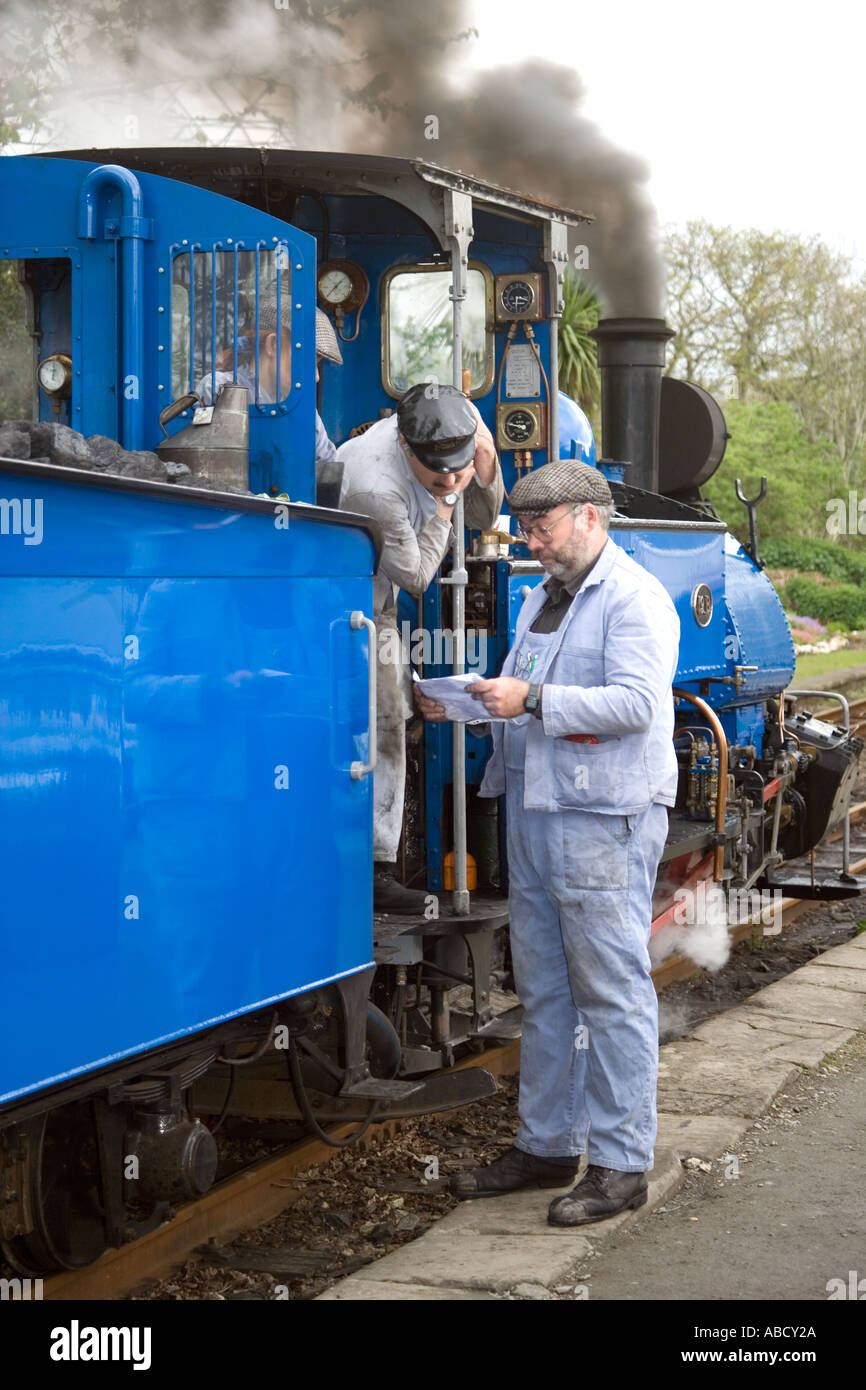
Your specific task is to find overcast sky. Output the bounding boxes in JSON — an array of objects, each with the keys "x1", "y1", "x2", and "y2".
[{"x1": 473, "y1": 0, "x2": 864, "y2": 261}]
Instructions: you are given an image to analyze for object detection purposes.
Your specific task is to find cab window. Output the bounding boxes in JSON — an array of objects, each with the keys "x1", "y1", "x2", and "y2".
[
  {"x1": 171, "y1": 246, "x2": 291, "y2": 406},
  {"x1": 383, "y1": 263, "x2": 493, "y2": 398}
]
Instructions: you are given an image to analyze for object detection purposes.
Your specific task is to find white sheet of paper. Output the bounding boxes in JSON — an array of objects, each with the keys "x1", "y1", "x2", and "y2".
[{"x1": 412, "y1": 671, "x2": 505, "y2": 723}]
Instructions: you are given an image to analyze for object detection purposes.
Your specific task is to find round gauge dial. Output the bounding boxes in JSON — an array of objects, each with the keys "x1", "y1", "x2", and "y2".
[
  {"x1": 504, "y1": 408, "x2": 536, "y2": 444},
  {"x1": 316, "y1": 259, "x2": 369, "y2": 313},
  {"x1": 37, "y1": 354, "x2": 72, "y2": 396},
  {"x1": 501, "y1": 279, "x2": 535, "y2": 316},
  {"x1": 318, "y1": 269, "x2": 353, "y2": 305}
]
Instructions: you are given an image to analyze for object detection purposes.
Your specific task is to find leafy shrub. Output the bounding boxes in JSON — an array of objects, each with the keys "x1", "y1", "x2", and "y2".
[
  {"x1": 783, "y1": 576, "x2": 866, "y2": 629},
  {"x1": 763, "y1": 537, "x2": 866, "y2": 584}
]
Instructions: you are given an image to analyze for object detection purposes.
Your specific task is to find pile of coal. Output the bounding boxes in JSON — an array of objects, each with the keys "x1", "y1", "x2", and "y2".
[{"x1": 0, "y1": 420, "x2": 250, "y2": 495}]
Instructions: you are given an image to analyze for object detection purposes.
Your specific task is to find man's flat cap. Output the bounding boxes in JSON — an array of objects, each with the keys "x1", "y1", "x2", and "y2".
[
  {"x1": 508, "y1": 459, "x2": 613, "y2": 515},
  {"x1": 257, "y1": 298, "x2": 292, "y2": 333},
  {"x1": 316, "y1": 308, "x2": 343, "y2": 365},
  {"x1": 398, "y1": 383, "x2": 477, "y2": 473}
]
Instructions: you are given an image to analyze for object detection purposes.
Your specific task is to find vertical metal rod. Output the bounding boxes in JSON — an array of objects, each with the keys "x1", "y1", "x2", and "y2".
[
  {"x1": 232, "y1": 243, "x2": 240, "y2": 380},
  {"x1": 210, "y1": 246, "x2": 218, "y2": 402},
  {"x1": 547, "y1": 315, "x2": 559, "y2": 462},
  {"x1": 254, "y1": 244, "x2": 261, "y2": 403},
  {"x1": 76, "y1": 164, "x2": 147, "y2": 449},
  {"x1": 275, "y1": 243, "x2": 283, "y2": 404},
  {"x1": 188, "y1": 252, "x2": 196, "y2": 396},
  {"x1": 450, "y1": 250, "x2": 469, "y2": 916}
]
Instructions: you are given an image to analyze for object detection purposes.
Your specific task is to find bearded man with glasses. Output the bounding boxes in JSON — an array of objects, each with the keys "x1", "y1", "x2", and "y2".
[{"x1": 417, "y1": 460, "x2": 681, "y2": 1226}]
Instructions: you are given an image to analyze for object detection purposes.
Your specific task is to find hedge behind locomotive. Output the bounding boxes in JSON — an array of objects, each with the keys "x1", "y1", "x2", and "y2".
[{"x1": 0, "y1": 149, "x2": 860, "y2": 1273}]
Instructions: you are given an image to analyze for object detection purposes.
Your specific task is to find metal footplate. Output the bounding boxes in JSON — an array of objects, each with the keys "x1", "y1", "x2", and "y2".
[
  {"x1": 340, "y1": 1076, "x2": 423, "y2": 1102},
  {"x1": 314, "y1": 1066, "x2": 498, "y2": 1121},
  {"x1": 757, "y1": 871, "x2": 866, "y2": 901},
  {"x1": 373, "y1": 892, "x2": 510, "y2": 942}
]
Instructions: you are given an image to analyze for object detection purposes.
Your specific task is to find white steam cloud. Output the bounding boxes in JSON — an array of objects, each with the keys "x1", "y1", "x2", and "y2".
[{"x1": 650, "y1": 884, "x2": 732, "y2": 973}]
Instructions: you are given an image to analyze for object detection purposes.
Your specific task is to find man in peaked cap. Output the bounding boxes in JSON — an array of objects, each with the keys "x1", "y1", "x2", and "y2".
[
  {"x1": 337, "y1": 384, "x2": 504, "y2": 912},
  {"x1": 417, "y1": 460, "x2": 681, "y2": 1224}
]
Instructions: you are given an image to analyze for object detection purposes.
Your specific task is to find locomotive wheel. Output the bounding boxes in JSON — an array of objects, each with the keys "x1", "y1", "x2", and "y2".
[{"x1": 2, "y1": 1101, "x2": 107, "y2": 1275}]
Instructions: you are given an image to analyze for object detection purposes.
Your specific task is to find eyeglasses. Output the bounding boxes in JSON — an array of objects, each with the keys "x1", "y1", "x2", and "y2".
[{"x1": 514, "y1": 505, "x2": 582, "y2": 544}]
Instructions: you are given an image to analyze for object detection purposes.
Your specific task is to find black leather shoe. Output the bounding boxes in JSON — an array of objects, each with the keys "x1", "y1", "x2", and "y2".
[
  {"x1": 451, "y1": 1146, "x2": 579, "y2": 1199},
  {"x1": 547, "y1": 1165, "x2": 647, "y2": 1226},
  {"x1": 373, "y1": 865, "x2": 429, "y2": 913}
]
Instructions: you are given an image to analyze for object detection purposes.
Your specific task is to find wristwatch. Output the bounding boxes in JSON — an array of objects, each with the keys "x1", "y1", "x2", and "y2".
[
  {"x1": 442, "y1": 492, "x2": 459, "y2": 505},
  {"x1": 523, "y1": 683, "x2": 541, "y2": 714}
]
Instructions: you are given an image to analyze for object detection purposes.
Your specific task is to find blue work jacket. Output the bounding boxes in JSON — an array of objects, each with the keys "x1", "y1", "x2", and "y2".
[{"x1": 478, "y1": 537, "x2": 681, "y2": 814}]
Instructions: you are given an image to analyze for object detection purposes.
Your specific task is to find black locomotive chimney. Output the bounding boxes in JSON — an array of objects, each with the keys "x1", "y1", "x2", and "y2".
[{"x1": 591, "y1": 317, "x2": 674, "y2": 494}]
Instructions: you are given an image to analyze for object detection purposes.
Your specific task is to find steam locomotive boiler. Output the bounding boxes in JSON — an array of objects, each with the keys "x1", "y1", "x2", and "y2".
[{"x1": 0, "y1": 148, "x2": 860, "y2": 1273}]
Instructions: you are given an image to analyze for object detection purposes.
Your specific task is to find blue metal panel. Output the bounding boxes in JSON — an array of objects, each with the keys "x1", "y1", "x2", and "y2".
[
  {"x1": 718, "y1": 704, "x2": 767, "y2": 747},
  {"x1": 0, "y1": 156, "x2": 318, "y2": 500},
  {"x1": 719, "y1": 533, "x2": 795, "y2": 702},
  {"x1": 0, "y1": 466, "x2": 376, "y2": 1104},
  {"x1": 612, "y1": 527, "x2": 726, "y2": 681}
]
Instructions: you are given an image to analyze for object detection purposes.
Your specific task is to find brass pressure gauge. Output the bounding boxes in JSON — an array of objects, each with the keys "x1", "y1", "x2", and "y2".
[
  {"x1": 37, "y1": 354, "x2": 73, "y2": 398},
  {"x1": 317, "y1": 259, "x2": 369, "y2": 313}
]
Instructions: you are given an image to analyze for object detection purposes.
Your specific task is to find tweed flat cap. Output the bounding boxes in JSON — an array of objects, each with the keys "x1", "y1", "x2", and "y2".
[
  {"x1": 316, "y1": 308, "x2": 343, "y2": 365},
  {"x1": 257, "y1": 297, "x2": 292, "y2": 333},
  {"x1": 508, "y1": 459, "x2": 613, "y2": 515}
]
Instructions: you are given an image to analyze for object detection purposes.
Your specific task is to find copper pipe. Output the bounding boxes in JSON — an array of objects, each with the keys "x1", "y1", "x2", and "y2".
[{"x1": 673, "y1": 688, "x2": 728, "y2": 881}]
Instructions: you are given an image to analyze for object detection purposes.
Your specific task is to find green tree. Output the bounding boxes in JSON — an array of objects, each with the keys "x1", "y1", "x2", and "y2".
[
  {"x1": 557, "y1": 272, "x2": 600, "y2": 415},
  {"x1": 702, "y1": 399, "x2": 845, "y2": 546},
  {"x1": 665, "y1": 220, "x2": 866, "y2": 497}
]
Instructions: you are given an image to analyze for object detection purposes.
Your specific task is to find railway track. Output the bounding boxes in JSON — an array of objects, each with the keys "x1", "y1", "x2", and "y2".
[
  {"x1": 38, "y1": 803, "x2": 866, "y2": 1301},
  {"x1": 805, "y1": 691, "x2": 866, "y2": 732}
]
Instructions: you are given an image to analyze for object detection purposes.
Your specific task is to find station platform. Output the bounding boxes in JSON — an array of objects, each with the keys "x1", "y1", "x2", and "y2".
[{"x1": 318, "y1": 933, "x2": 866, "y2": 1300}]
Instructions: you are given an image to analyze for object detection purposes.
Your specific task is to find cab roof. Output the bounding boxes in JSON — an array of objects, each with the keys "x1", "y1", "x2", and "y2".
[{"x1": 52, "y1": 147, "x2": 594, "y2": 244}]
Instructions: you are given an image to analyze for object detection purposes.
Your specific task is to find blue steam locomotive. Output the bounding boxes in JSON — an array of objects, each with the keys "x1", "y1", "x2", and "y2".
[{"x1": 0, "y1": 149, "x2": 860, "y2": 1273}]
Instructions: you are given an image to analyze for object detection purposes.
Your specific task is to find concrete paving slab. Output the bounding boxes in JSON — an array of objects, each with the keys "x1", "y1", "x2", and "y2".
[
  {"x1": 795, "y1": 963, "x2": 866, "y2": 994},
  {"x1": 745, "y1": 979, "x2": 866, "y2": 1030},
  {"x1": 687, "y1": 1010, "x2": 857, "y2": 1068},
  {"x1": 810, "y1": 943, "x2": 866, "y2": 969},
  {"x1": 655, "y1": 1086, "x2": 774, "y2": 1116},
  {"x1": 318, "y1": 1279, "x2": 499, "y2": 1300},
  {"x1": 349, "y1": 1231, "x2": 592, "y2": 1292},
  {"x1": 657, "y1": 1040, "x2": 797, "y2": 1116},
  {"x1": 433, "y1": 1185, "x2": 590, "y2": 1237},
  {"x1": 695, "y1": 1007, "x2": 851, "y2": 1045},
  {"x1": 685, "y1": 1016, "x2": 801, "y2": 1052},
  {"x1": 656, "y1": 1112, "x2": 752, "y2": 1158}
]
